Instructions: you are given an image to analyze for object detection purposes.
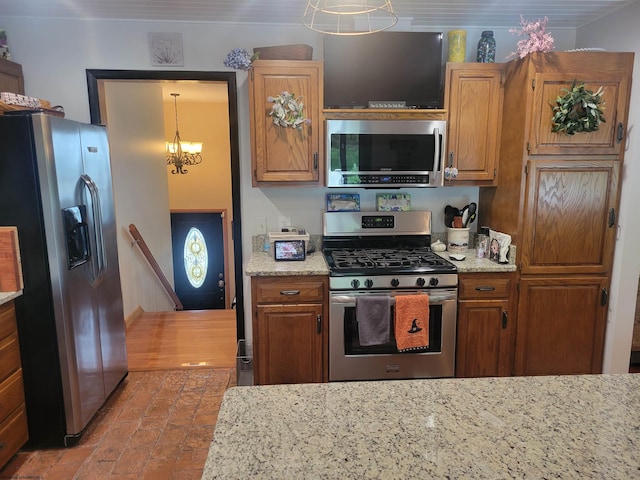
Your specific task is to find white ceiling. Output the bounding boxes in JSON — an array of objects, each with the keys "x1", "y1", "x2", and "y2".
[{"x1": 0, "y1": 0, "x2": 637, "y2": 29}]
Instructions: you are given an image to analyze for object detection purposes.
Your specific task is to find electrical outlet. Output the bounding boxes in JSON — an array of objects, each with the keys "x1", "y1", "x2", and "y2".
[
  {"x1": 278, "y1": 216, "x2": 291, "y2": 231},
  {"x1": 255, "y1": 217, "x2": 267, "y2": 235}
]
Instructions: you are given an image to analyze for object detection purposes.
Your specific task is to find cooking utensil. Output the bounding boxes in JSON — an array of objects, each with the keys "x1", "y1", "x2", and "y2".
[
  {"x1": 464, "y1": 202, "x2": 477, "y2": 227},
  {"x1": 461, "y1": 206, "x2": 469, "y2": 227},
  {"x1": 444, "y1": 205, "x2": 459, "y2": 227}
]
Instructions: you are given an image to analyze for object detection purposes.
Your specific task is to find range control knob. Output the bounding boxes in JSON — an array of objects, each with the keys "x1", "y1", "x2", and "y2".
[
  {"x1": 416, "y1": 277, "x2": 426, "y2": 287},
  {"x1": 429, "y1": 277, "x2": 439, "y2": 287},
  {"x1": 351, "y1": 279, "x2": 360, "y2": 289},
  {"x1": 390, "y1": 278, "x2": 400, "y2": 287},
  {"x1": 364, "y1": 279, "x2": 374, "y2": 288}
]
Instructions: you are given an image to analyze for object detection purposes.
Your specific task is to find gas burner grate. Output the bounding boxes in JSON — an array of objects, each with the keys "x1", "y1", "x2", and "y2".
[{"x1": 328, "y1": 247, "x2": 453, "y2": 272}]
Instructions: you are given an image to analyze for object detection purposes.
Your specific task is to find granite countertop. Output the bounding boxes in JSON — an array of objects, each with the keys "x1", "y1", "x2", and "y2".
[
  {"x1": 203, "y1": 374, "x2": 640, "y2": 479},
  {"x1": 245, "y1": 251, "x2": 330, "y2": 276},
  {"x1": 245, "y1": 249, "x2": 515, "y2": 276},
  {"x1": 0, "y1": 291, "x2": 22, "y2": 306},
  {"x1": 436, "y1": 249, "x2": 517, "y2": 273}
]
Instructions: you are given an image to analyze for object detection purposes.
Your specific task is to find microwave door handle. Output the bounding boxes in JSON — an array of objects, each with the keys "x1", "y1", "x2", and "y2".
[{"x1": 431, "y1": 128, "x2": 441, "y2": 181}]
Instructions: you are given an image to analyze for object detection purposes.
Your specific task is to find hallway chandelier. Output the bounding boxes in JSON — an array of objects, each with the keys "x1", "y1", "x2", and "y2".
[
  {"x1": 303, "y1": 0, "x2": 397, "y2": 35},
  {"x1": 166, "y1": 93, "x2": 203, "y2": 175}
]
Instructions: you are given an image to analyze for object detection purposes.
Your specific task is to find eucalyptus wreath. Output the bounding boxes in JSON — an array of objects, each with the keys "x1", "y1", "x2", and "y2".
[
  {"x1": 551, "y1": 80, "x2": 605, "y2": 135},
  {"x1": 267, "y1": 91, "x2": 310, "y2": 130}
]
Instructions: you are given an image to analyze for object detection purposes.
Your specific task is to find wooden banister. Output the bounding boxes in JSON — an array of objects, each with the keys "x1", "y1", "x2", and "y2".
[{"x1": 128, "y1": 223, "x2": 183, "y2": 311}]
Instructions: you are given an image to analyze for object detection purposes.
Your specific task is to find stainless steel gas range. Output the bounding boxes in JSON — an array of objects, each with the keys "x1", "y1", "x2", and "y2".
[{"x1": 323, "y1": 210, "x2": 457, "y2": 381}]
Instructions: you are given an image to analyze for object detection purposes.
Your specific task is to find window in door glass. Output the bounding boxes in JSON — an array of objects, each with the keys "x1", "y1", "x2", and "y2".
[{"x1": 183, "y1": 227, "x2": 208, "y2": 288}]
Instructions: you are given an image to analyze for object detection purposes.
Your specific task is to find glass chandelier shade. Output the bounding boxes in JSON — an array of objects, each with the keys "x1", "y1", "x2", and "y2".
[
  {"x1": 303, "y1": 0, "x2": 398, "y2": 35},
  {"x1": 166, "y1": 93, "x2": 203, "y2": 175}
]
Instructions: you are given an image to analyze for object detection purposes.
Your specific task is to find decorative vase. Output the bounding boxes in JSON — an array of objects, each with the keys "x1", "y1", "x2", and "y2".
[
  {"x1": 447, "y1": 30, "x2": 467, "y2": 62},
  {"x1": 476, "y1": 30, "x2": 496, "y2": 63}
]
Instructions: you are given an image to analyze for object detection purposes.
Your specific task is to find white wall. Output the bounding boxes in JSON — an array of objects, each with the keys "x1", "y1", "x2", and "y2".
[
  {"x1": 576, "y1": 1, "x2": 640, "y2": 373},
  {"x1": 1, "y1": 16, "x2": 580, "y2": 339}
]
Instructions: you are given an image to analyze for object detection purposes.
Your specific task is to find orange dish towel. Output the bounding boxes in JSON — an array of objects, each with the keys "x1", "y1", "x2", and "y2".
[{"x1": 394, "y1": 294, "x2": 430, "y2": 352}]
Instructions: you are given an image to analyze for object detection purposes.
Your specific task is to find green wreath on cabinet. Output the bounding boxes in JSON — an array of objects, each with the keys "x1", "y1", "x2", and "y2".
[{"x1": 551, "y1": 80, "x2": 605, "y2": 135}]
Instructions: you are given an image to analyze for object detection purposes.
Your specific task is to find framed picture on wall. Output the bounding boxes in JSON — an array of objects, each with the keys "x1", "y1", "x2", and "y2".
[{"x1": 149, "y1": 32, "x2": 184, "y2": 66}]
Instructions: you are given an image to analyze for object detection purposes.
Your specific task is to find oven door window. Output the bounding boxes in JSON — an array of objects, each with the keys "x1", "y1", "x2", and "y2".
[{"x1": 343, "y1": 304, "x2": 443, "y2": 355}]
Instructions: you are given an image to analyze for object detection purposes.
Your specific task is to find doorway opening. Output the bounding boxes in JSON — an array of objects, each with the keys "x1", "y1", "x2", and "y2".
[{"x1": 86, "y1": 69, "x2": 244, "y2": 340}]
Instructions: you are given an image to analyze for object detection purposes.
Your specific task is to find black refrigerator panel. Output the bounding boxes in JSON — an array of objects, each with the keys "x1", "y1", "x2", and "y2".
[{"x1": 0, "y1": 114, "x2": 67, "y2": 447}]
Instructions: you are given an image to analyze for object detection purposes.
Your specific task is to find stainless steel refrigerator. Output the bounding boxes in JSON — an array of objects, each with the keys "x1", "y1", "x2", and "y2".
[{"x1": 0, "y1": 112, "x2": 127, "y2": 447}]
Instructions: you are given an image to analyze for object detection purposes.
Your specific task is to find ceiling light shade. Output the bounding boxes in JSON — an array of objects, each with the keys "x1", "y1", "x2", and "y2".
[
  {"x1": 303, "y1": 0, "x2": 398, "y2": 35},
  {"x1": 166, "y1": 93, "x2": 203, "y2": 175}
]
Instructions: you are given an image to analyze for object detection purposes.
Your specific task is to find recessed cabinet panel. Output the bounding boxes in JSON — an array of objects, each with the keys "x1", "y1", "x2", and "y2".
[
  {"x1": 521, "y1": 159, "x2": 619, "y2": 275},
  {"x1": 444, "y1": 63, "x2": 503, "y2": 185},
  {"x1": 515, "y1": 277, "x2": 609, "y2": 375},
  {"x1": 529, "y1": 63, "x2": 632, "y2": 155},
  {"x1": 249, "y1": 60, "x2": 323, "y2": 185}
]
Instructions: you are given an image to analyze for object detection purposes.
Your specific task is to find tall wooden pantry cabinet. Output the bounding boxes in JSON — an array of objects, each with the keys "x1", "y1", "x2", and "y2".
[{"x1": 479, "y1": 52, "x2": 634, "y2": 375}]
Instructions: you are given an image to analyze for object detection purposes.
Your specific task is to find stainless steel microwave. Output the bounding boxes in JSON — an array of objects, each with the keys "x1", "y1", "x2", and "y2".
[{"x1": 326, "y1": 119, "x2": 446, "y2": 188}]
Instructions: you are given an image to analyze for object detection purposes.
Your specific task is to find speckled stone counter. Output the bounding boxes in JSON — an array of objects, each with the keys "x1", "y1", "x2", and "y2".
[
  {"x1": 245, "y1": 251, "x2": 330, "y2": 276},
  {"x1": 0, "y1": 291, "x2": 22, "y2": 306},
  {"x1": 203, "y1": 374, "x2": 640, "y2": 479},
  {"x1": 436, "y1": 249, "x2": 517, "y2": 273}
]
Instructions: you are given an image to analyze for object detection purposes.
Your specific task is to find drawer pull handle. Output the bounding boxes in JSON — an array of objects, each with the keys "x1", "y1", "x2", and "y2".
[
  {"x1": 280, "y1": 290, "x2": 300, "y2": 296},
  {"x1": 475, "y1": 286, "x2": 495, "y2": 292}
]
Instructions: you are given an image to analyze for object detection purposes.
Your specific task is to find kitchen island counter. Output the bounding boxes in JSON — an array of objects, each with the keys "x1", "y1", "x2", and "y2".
[{"x1": 203, "y1": 374, "x2": 639, "y2": 479}]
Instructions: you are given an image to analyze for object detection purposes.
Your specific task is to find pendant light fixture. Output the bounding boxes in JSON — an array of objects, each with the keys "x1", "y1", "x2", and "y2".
[
  {"x1": 166, "y1": 93, "x2": 203, "y2": 175},
  {"x1": 303, "y1": 0, "x2": 398, "y2": 35}
]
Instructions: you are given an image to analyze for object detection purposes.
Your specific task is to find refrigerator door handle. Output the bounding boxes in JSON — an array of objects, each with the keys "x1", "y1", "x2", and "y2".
[{"x1": 80, "y1": 174, "x2": 107, "y2": 285}]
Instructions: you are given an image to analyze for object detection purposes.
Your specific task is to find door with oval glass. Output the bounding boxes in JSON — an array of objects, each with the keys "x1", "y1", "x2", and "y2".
[{"x1": 171, "y1": 211, "x2": 226, "y2": 309}]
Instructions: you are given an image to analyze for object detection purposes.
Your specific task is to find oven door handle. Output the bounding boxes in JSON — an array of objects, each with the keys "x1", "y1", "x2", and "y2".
[{"x1": 330, "y1": 291, "x2": 457, "y2": 306}]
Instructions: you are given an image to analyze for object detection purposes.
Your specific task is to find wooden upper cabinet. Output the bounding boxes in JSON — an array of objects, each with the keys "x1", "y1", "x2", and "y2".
[
  {"x1": 520, "y1": 158, "x2": 619, "y2": 276},
  {"x1": 529, "y1": 69, "x2": 631, "y2": 155},
  {"x1": 0, "y1": 59, "x2": 25, "y2": 95},
  {"x1": 444, "y1": 63, "x2": 504, "y2": 185},
  {"x1": 249, "y1": 60, "x2": 323, "y2": 186}
]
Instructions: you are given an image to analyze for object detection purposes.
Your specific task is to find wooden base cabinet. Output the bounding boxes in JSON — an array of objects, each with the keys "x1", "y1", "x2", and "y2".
[
  {"x1": 251, "y1": 276, "x2": 328, "y2": 385},
  {"x1": 514, "y1": 276, "x2": 609, "y2": 376},
  {"x1": 249, "y1": 60, "x2": 323, "y2": 186},
  {"x1": 456, "y1": 273, "x2": 515, "y2": 377},
  {"x1": 0, "y1": 300, "x2": 28, "y2": 468}
]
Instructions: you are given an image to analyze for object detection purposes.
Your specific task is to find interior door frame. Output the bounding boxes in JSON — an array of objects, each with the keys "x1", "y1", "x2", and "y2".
[{"x1": 85, "y1": 69, "x2": 245, "y2": 339}]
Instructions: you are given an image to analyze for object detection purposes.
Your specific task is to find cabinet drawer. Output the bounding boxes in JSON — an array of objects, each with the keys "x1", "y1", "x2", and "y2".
[
  {"x1": 0, "y1": 301, "x2": 17, "y2": 342},
  {"x1": 0, "y1": 370, "x2": 24, "y2": 424},
  {"x1": 459, "y1": 275, "x2": 511, "y2": 300},
  {"x1": 0, "y1": 406, "x2": 28, "y2": 469},
  {"x1": 0, "y1": 334, "x2": 21, "y2": 383},
  {"x1": 254, "y1": 277, "x2": 326, "y2": 304}
]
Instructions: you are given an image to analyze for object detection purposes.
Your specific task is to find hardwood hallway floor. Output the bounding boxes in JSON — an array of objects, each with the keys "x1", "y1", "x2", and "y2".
[
  {"x1": 126, "y1": 309, "x2": 238, "y2": 370},
  {"x1": 0, "y1": 309, "x2": 239, "y2": 479}
]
